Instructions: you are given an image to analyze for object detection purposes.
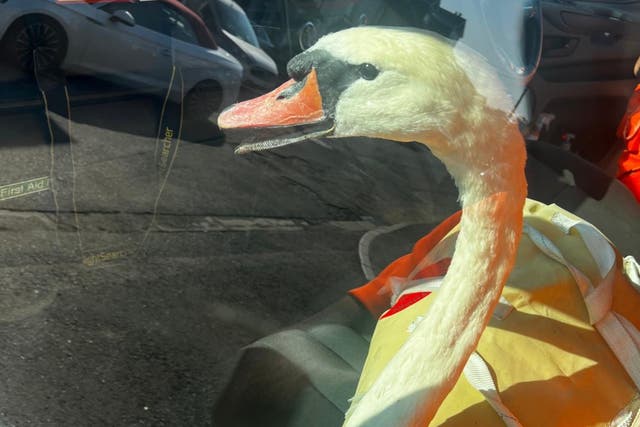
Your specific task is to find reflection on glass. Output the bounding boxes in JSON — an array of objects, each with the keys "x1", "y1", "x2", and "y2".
[
  {"x1": 214, "y1": 0, "x2": 260, "y2": 47},
  {"x1": 0, "y1": 1, "x2": 639, "y2": 426}
]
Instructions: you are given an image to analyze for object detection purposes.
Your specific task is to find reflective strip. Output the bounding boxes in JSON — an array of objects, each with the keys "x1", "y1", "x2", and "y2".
[
  {"x1": 618, "y1": 314, "x2": 640, "y2": 350},
  {"x1": 525, "y1": 216, "x2": 640, "y2": 392},
  {"x1": 612, "y1": 404, "x2": 638, "y2": 427},
  {"x1": 596, "y1": 312, "x2": 640, "y2": 390},
  {"x1": 523, "y1": 223, "x2": 592, "y2": 295},
  {"x1": 394, "y1": 282, "x2": 519, "y2": 425},
  {"x1": 613, "y1": 409, "x2": 634, "y2": 427},
  {"x1": 585, "y1": 267, "x2": 615, "y2": 325},
  {"x1": 550, "y1": 215, "x2": 640, "y2": 390},
  {"x1": 624, "y1": 256, "x2": 640, "y2": 292},
  {"x1": 633, "y1": 408, "x2": 640, "y2": 427},
  {"x1": 394, "y1": 278, "x2": 513, "y2": 320},
  {"x1": 463, "y1": 352, "x2": 523, "y2": 427},
  {"x1": 550, "y1": 212, "x2": 616, "y2": 278}
]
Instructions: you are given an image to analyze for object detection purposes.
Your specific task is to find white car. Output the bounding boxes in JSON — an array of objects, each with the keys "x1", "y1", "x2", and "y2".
[{"x1": 0, "y1": 0, "x2": 243, "y2": 120}]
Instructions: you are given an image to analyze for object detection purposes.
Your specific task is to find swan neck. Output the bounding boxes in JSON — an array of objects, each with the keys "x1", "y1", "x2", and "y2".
[{"x1": 344, "y1": 117, "x2": 527, "y2": 427}]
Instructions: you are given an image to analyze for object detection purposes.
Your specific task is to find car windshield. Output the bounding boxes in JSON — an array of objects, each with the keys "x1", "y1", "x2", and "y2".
[
  {"x1": 0, "y1": 0, "x2": 639, "y2": 426},
  {"x1": 215, "y1": 0, "x2": 260, "y2": 46}
]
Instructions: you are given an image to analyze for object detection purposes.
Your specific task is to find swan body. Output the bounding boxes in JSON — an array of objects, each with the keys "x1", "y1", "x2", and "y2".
[{"x1": 219, "y1": 26, "x2": 527, "y2": 426}]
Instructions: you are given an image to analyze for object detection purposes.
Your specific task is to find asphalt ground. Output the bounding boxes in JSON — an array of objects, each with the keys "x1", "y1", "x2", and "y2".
[
  {"x1": 0, "y1": 68, "x2": 638, "y2": 426},
  {"x1": 0, "y1": 69, "x2": 462, "y2": 426}
]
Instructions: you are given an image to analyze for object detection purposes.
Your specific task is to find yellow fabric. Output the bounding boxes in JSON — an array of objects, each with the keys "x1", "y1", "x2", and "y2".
[{"x1": 352, "y1": 199, "x2": 640, "y2": 426}]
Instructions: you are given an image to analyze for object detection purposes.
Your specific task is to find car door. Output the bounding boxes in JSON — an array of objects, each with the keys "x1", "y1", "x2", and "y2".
[
  {"x1": 147, "y1": 2, "x2": 235, "y2": 90},
  {"x1": 529, "y1": 0, "x2": 640, "y2": 168},
  {"x1": 134, "y1": 1, "x2": 207, "y2": 70},
  {"x1": 80, "y1": 2, "x2": 174, "y2": 90}
]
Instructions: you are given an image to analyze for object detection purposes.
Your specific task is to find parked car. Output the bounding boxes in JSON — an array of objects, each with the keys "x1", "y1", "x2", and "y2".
[
  {"x1": 181, "y1": 0, "x2": 279, "y2": 95},
  {"x1": 0, "y1": 0, "x2": 244, "y2": 121}
]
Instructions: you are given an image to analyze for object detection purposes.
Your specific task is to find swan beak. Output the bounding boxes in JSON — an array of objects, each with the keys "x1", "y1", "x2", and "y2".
[
  {"x1": 218, "y1": 69, "x2": 334, "y2": 154},
  {"x1": 219, "y1": 69, "x2": 324, "y2": 129}
]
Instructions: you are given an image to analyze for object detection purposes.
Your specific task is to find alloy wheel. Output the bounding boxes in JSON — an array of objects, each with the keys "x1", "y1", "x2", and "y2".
[{"x1": 14, "y1": 21, "x2": 65, "y2": 72}]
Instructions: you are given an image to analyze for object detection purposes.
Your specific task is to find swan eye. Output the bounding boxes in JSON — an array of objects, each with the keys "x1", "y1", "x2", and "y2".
[{"x1": 358, "y1": 63, "x2": 379, "y2": 80}]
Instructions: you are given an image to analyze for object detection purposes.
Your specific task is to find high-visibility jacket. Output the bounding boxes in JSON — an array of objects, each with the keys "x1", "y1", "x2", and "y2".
[
  {"x1": 349, "y1": 199, "x2": 640, "y2": 426},
  {"x1": 617, "y1": 83, "x2": 640, "y2": 202}
]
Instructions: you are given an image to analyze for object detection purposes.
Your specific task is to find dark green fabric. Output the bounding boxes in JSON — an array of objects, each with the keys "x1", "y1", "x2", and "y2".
[{"x1": 214, "y1": 296, "x2": 375, "y2": 427}]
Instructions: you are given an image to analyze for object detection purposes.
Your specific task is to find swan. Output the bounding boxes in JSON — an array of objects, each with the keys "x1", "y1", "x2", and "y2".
[{"x1": 218, "y1": 26, "x2": 527, "y2": 426}]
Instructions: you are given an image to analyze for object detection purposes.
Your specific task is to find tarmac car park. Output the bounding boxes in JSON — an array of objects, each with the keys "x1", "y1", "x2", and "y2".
[{"x1": 0, "y1": 1, "x2": 638, "y2": 426}]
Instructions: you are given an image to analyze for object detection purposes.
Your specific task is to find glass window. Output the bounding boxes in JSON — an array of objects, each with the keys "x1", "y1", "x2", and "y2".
[
  {"x1": 100, "y1": 2, "x2": 199, "y2": 45},
  {"x1": 214, "y1": 0, "x2": 260, "y2": 47},
  {"x1": 1, "y1": 1, "x2": 640, "y2": 426}
]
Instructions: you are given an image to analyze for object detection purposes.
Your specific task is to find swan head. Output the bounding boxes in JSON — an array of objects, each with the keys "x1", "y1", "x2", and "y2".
[{"x1": 219, "y1": 26, "x2": 517, "y2": 165}]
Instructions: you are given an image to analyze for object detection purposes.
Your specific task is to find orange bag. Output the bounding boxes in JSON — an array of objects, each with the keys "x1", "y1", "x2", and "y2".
[{"x1": 617, "y1": 83, "x2": 640, "y2": 202}]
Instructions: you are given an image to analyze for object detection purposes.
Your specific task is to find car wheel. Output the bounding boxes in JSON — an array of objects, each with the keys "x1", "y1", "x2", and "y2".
[
  {"x1": 3, "y1": 15, "x2": 68, "y2": 73},
  {"x1": 182, "y1": 81, "x2": 225, "y2": 142},
  {"x1": 184, "y1": 81, "x2": 224, "y2": 123}
]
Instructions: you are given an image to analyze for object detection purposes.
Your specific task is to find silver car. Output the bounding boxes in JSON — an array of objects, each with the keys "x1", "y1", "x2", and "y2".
[{"x1": 0, "y1": 0, "x2": 243, "y2": 120}]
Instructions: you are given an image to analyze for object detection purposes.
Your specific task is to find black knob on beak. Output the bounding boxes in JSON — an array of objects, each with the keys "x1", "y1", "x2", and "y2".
[
  {"x1": 286, "y1": 50, "x2": 331, "y2": 81},
  {"x1": 287, "y1": 55, "x2": 313, "y2": 81}
]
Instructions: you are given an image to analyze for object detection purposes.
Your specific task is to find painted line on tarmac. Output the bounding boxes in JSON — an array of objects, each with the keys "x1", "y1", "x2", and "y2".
[
  {"x1": 155, "y1": 217, "x2": 307, "y2": 232},
  {"x1": 154, "y1": 217, "x2": 378, "y2": 233}
]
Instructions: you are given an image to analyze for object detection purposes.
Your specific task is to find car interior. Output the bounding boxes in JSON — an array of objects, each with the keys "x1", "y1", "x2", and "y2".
[
  {"x1": 213, "y1": 5, "x2": 640, "y2": 426},
  {"x1": 0, "y1": 0, "x2": 638, "y2": 426}
]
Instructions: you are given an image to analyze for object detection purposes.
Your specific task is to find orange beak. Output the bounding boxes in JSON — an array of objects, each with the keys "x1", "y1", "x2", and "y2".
[
  {"x1": 218, "y1": 69, "x2": 325, "y2": 129},
  {"x1": 218, "y1": 69, "x2": 335, "y2": 154}
]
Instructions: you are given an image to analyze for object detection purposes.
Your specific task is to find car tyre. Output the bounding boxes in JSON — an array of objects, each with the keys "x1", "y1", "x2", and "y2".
[
  {"x1": 3, "y1": 15, "x2": 68, "y2": 73},
  {"x1": 184, "y1": 80, "x2": 224, "y2": 123},
  {"x1": 182, "y1": 81, "x2": 225, "y2": 142}
]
